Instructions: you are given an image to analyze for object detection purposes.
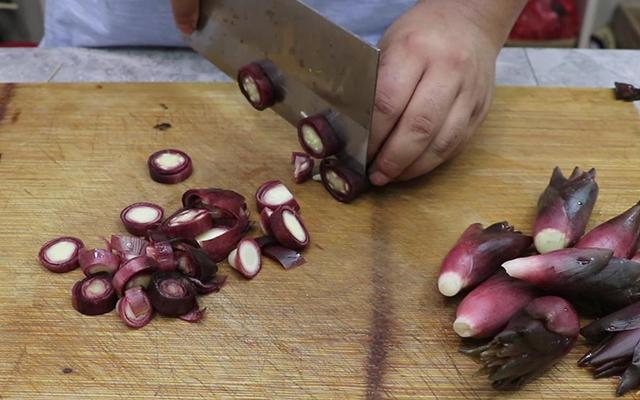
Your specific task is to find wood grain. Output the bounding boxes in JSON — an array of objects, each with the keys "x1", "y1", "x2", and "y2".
[{"x1": 0, "y1": 83, "x2": 638, "y2": 399}]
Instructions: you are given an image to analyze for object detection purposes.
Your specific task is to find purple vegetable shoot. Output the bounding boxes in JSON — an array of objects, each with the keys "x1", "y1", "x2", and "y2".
[
  {"x1": 582, "y1": 302, "x2": 640, "y2": 343},
  {"x1": 615, "y1": 82, "x2": 640, "y2": 102},
  {"x1": 161, "y1": 208, "x2": 214, "y2": 239},
  {"x1": 78, "y1": 248, "x2": 120, "y2": 276},
  {"x1": 533, "y1": 167, "x2": 598, "y2": 253},
  {"x1": 320, "y1": 158, "x2": 369, "y2": 203},
  {"x1": 437, "y1": 222, "x2": 532, "y2": 297},
  {"x1": 147, "y1": 271, "x2": 197, "y2": 317},
  {"x1": 237, "y1": 62, "x2": 276, "y2": 111},
  {"x1": 228, "y1": 238, "x2": 262, "y2": 279},
  {"x1": 112, "y1": 256, "x2": 158, "y2": 296},
  {"x1": 453, "y1": 271, "x2": 537, "y2": 339},
  {"x1": 116, "y1": 287, "x2": 154, "y2": 329},
  {"x1": 292, "y1": 152, "x2": 315, "y2": 184},
  {"x1": 576, "y1": 201, "x2": 640, "y2": 258},
  {"x1": 462, "y1": 296, "x2": 579, "y2": 389},
  {"x1": 255, "y1": 180, "x2": 300, "y2": 212}
]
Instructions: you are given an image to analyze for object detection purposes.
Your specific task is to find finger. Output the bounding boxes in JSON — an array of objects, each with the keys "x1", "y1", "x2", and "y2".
[
  {"x1": 368, "y1": 40, "x2": 426, "y2": 162},
  {"x1": 368, "y1": 67, "x2": 460, "y2": 186},
  {"x1": 171, "y1": 0, "x2": 200, "y2": 35},
  {"x1": 397, "y1": 98, "x2": 476, "y2": 181}
]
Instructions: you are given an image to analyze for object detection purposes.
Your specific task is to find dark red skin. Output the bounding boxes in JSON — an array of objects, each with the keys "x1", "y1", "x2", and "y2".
[
  {"x1": 581, "y1": 302, "x2": 640, "y2": 343},
  {"x1": 117, "y1": 287, "x2": 154, "y2": 329},
  {"x1": 110, "y1": 235, "x2": 148, "y2": 261},
  {"x1": 188, "y1": 275, "x2": 227, "y2": 295},
  {"x1": 161, "y1": 207, "x2": 214, "y2": 239},
  {"x1": 182, "y1": 188, "x2": 248, "y2": 220},
  {"x1": 269, "y1": 206, "x2": 310, "y2": 251},
  {"x1": 179, "y1": 306, "x2": 206, "y2": 323},
  {"x1": 112, "y1": 256, "x2": 158, "y2": 296},
  {"x1": 145, "y1": 241, "x2": 176, "y2": 271},
  {"x1": 259, "y1": 208, "x2": 273, "y2": 236},
  {"x1": 455, "y1": 271, "x2": 537, "y2": 339},
  {"x1": 533, "y1": 166, "x2": 598, "y2": 251},
  {"x1": 462, "y1": 296, "x2": 579, "y2": 389},
  {"x1": 576, "y1": 201, "x2": 640, "y2": 258},
  {"x1": 255, "y1": 180, "x2": 300, "y2": 212},
  {"x1": 147, "y1": 149, "x2": 193, "y2": 184},
  {"x1": 199, "y1": 223, "x2": 247, "y2": 262},
  {"x1": 71, "y1": 274, "x2": 118, "y2": 316},
  {"x1": 78, "y1": 248, "x2": 120, "y2": 276},
  {"x1": 38, "y1": 236, "x2": 84, "y2": 273},
  {"x1": 291, "y1": 152, "x2": 315, "y2": 184},
  {"x1": 120, "y1": 202, "x2": 164, "y2": 237},
  {"x1": 147, "y1": 271, "x2": 197, "y2": 317},
  {"x1": 297, "y1": 115, "x2": 342, "y2": 158},
  {"x1": 438, "y1": 222, "x2": 532, "y2": 295},
  {"x1": 320, "y1": 158, "x2": 369, "y2": 203},
  {"x1": 262, "y1": 245, "x2": 306, "y2": 270},
  {"x1": 237, "y1": 62, "x2": 276, "y2": 111}
]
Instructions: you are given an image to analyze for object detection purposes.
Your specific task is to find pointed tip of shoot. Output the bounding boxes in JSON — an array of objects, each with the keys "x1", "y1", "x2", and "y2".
[
  {"x1": 534, "y1": 228, "x2": 567, "y2": 253},
  {"x1": 453, "y1": 317, "x2": 475, "y2": 338},
  {"x1": 438, "y1": 272, "x2": 463, "y2": 297},
  {"x1": 501, "y1": 258, "x2": 536, "y2": 280}
]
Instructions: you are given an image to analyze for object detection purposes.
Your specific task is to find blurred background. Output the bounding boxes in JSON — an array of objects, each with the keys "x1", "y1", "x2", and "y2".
[{"x1": 0, "y1": 0, "x2": 639, "y2": 49}]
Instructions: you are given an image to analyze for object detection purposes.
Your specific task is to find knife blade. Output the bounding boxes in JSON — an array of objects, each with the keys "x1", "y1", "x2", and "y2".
[{"x1": 186, "y1": 0, "x2": 380, "y2": 174}]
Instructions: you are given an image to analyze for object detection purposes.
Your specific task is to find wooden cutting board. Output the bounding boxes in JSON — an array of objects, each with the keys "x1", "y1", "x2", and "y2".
[{"x1": 0, "y1": 83, "x2": 638, "y2": 399}]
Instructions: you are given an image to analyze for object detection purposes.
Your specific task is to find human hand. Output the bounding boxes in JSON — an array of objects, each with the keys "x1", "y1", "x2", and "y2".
[
  {"x1": 171, "y1": 0, "x2": 199, "y2": 35},
  {"x1": 367, "y1": 0, "x2": 523, "y2": 185}
]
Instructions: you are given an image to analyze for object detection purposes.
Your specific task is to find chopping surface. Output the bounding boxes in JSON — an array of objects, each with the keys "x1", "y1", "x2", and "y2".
[{"x1": 0, "y1": 83, "x2": 639, "y2": 399}]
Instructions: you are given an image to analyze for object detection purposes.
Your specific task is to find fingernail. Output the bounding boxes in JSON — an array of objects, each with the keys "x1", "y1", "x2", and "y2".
[
  {"x1": 178, "y1": 24, "x2": 195, "y2": 35},
  {"x1": 369, "y1": 171, "x2": 390, "y2": 186}
]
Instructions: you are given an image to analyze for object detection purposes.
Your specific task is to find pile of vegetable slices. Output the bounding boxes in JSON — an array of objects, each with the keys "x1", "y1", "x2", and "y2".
[{"x1": 438, "y1": 166, "x2": 640, "y2": 396}]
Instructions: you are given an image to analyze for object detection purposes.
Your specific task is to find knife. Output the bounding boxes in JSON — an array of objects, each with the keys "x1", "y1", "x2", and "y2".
[{"x1": 186, "y1": 0, "x2": 380, "y2": 174}]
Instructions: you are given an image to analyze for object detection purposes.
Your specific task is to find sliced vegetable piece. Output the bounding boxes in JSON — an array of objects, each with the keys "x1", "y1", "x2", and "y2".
[
  {"x1": 182, "y1": 188, "x2": 248, "y2": 220},
  {"x1": 38, "y1": 236, "x2": 84, "y2": 273},
  {"x1": 116, "y1": 287, "x2": 154, "y2": 329},
  {"x1": 237, "y1": 62, "x2": 276, "y2": 110},
  {"x1": 71, "y1": 273, "x2": 117, "y2": 316},
  {"x1": 576, "y1": 201, "x2": 640, "y2": 258},
  {"x1": 618, "y1": 342, "x2": 640, "y2": 395},
  {"x1": 579, "y1": 328, "x2": 640, "y2": 368},
  {"x1": 259, "y1": 208, "x2": 274, "y2": 236},
  {"x1": 145, "y1": 240, "x2": 176, "y2": 271},
  {"x1": 320, "y1": 158, "x2": 369, "y2": 203},
  {"x1": 269, "y1": 206, "x2": 310, "y2": 250},
  {"x1": 533, "y1": 166, "x2": 598, "y2": 253},
  {"x1": 437, "y1": 222, "x2": 532, "y2": 297},
  {"x1": 110, "y1": 235, "x2": 148, "y2": 261},
  {"x1": 292, "y1": 152, "x2": 315, "y2": 184},
  {"x1": 175, "y1": 244, "x2": 219, "y2": 281},
  {"x1": 112, "y1": 256, "x2": 158, "y2": 296},
  {"x1": 120, "y1": 202, "x2": 164, "y2": 237},
  {"x1": 462, "y1": 296, "x2": 579, "y2": 389},
  {"x1": 189, "y1": 275, "x2": 227, "y2": 295},
  {"x1": 228, "y1": 238, "x2": 262, "y2": 279},
  {"x1": 255, "y1": 180, "x2": 300, "y2": 212},
  {"x1": 179, "y1": 305, "x2": 206, "y2": 323},
  {"x1": 78, "y1": 248, "x2": 120, "y2": 276},
  {"x1": 147, "y1": 271, "x2": 197, "y2": 317},
  {"x1": 161, "y1": 207, "x2": 214, "y2": 239},
  {"x1": 453, "y1": 272, "x2": 537, "y2": 339},
  {"x1": 148, "y1": 149, "x2": 193, "y2": 184},
  {"x1": 297, "y1": 115, "x2": 341, "y2": 158}
]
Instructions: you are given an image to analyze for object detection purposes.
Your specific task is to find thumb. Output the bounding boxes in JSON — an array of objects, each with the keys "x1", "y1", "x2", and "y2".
[{"x1": 171, "y1": 0, "x2": 200, "y2": 35}]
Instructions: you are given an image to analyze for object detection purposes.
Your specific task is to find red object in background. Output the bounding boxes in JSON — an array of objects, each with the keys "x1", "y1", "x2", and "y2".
[
  {"x1": 0, "y1": 41, "x2": 37, "y2": 47},
  {"x1": 510, "y1": 0, "x2": 581, "y2": 40}
]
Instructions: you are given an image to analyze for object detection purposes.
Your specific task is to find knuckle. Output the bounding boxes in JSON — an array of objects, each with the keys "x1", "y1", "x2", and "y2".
[
  {"x1": 409, "y1": 114, "x2": 437, "y2": 142},
  {"x1": 376, "y1": 157, "x2": 402, "y2": 178},
  {"x1": 374, "y1": 87, "x2": 399, "y2": 117},
  {"x1": 401, "y1": 32, "x2": 428, "y2": 53},
  {"x1": 444, "y1": 48, "x2": 473, "y2": 71},
  {"x1": 431, "y1": 129, "x2": 465, "y2": 158}
]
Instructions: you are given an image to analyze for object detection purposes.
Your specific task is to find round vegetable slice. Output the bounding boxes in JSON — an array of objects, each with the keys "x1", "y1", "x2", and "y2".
[
  {"x1": 161, "y1": 207, "x2": 214, "y2": 239},
  {"x1": 120, "y1": 202, "x2": 164, "y2": 237},
  {"x1": 71, "y1": 274, "x2": 117, "y2": 316},
  {"x1": 145, "y1": 241, "x2": 176, "y2": 271},
  {"x1": 147, "y1": 271, "x2": 197, "y2": 317},
  {"x1": 255, "y1": 180, "x2": 300, "y2": 212},
  {"x1": 269, "y1": 206, "x2": 310, "y2": 250},
  {"x1": 38, "y1": 236, "x2": 84, "y2": 273},
  {"x1": 117, "y1": 287, "x2": 154, "y2": 329},
  {"x1": 297, "y1": 115, "x2": 341, "y2": 158},
  {"x1": 148, "y1": 149, "x2": 193, "y2": 184},
  {"x1": 320, "y1": 158, "x2": 369, "y2": 203},
  {"x1": 228, "y1": 238, "x2": 262, "y2": 279},
  {"x1": 78, "y1": 248, "x2": 120, "y2": 276},
  {"x1": 237, "y1": 62, "x2": 276, "y2": 111},
  {"x1": 112, "y1": 256, "x2": 158, "y2": 296}
]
